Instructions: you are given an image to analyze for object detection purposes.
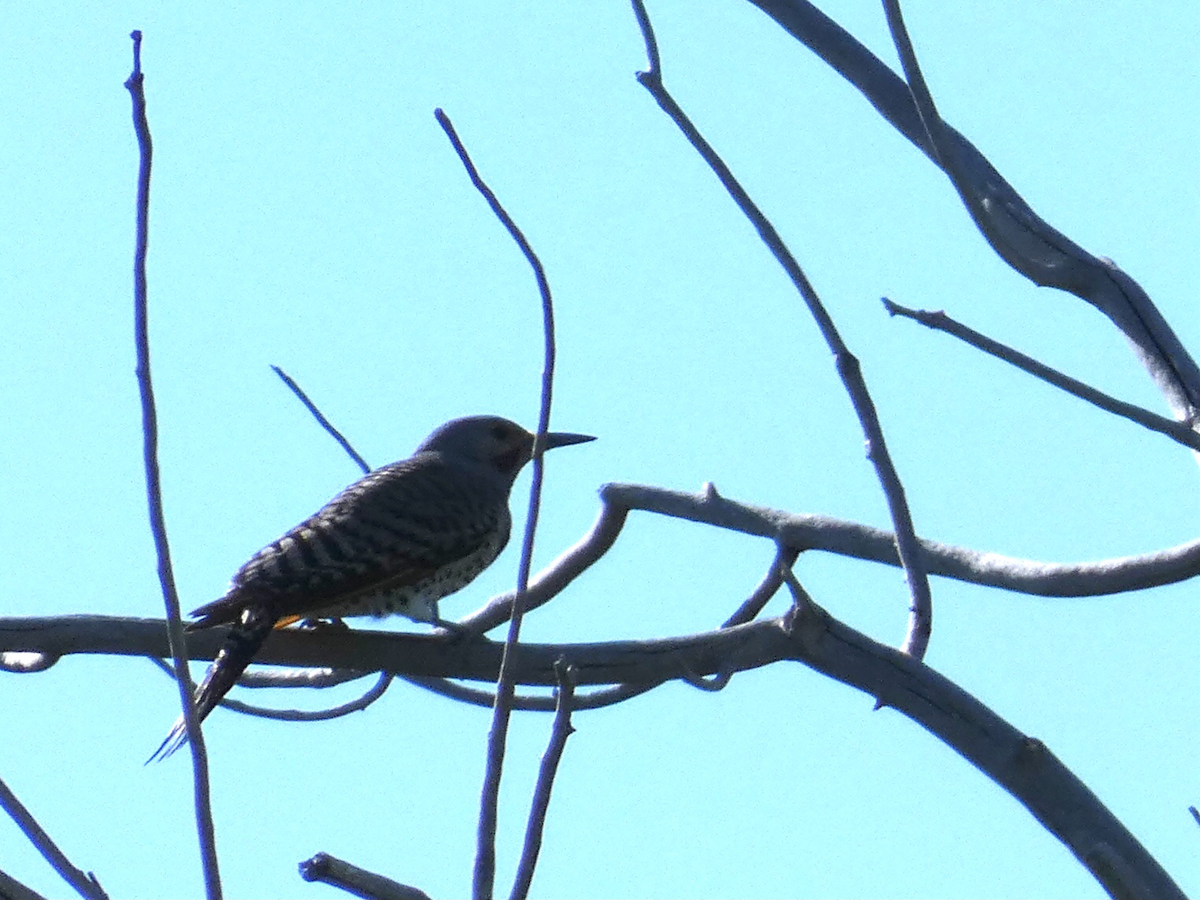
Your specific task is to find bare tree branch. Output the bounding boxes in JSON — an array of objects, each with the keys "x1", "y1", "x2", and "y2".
[
  {"x1": 298, "y1": 852, "x2": 430, "y2": 900},
  {"x1": 432, "y1": 106, "x2": 564, "y2": 900},
  {"x1": 631, "y1": 0, "x2": 934, "y2": 660},
  {"x1": 148, "y1": 656, "x2": 393, "y2": 722},
  {"x1": 511, "y1": 661, "x2": 577, "y2": 900},
  {"x1": 597, "y1": 483, "x2": 1200, "y2": 596},
  {"x1": 208, "y1": 674, "x2": 394, "y2": 722},
  {"x1": 404, "y1": 673, "x2": 662, "y2": 712},
  {"x1": 461, "y1": 499, "x2": 628, "y2": 634},
  {"x1": 270, "y1": 365, "x2": 372, "y2": 475},
  {"x1": 723, "y1": 543, "x2": 799, "y2": 627},
  {"x1": 455, "y1": 479, "x2": 1196, "y2": 648},
  {"x1": 0, "y1": 775, "x2": 108, "y2": 900},
  {"x1": 0, "y1": 869, "x2": 48, "y2": 900},
  {"x1": 773, "y1": 576, "x2": 1184, "y2": 899},
  {"x1": 3, "y1": 477, "x2": 1194, "y2": 678},
  {"x1": 7, "y1": 601, "x2": 1185, "y2": 898},
  {"x1": 883, "y1": 299, "x2": 1200, "y2": 450},
  {"x1": 742, "y1": 0, "x2": 1199, "y2": 423},
  {"x1": 123, "y1": 30, "x2": 222, "y2": 899}
]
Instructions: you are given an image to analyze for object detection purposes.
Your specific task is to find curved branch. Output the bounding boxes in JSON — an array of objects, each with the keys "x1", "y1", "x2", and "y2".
[
  {"x1": 774, "y1": 585, "x2": 1183, "y2": 899},
  {"x1": 460, "y1": 483, "x2": 1196, "y2": 628},
  {"x1": 148, "y1": 657, "x2": 393, "y2": 722},
  {"x1": 432, "y1": 106, "x2": 563, "y2": 900},
  {"x1": 633, "y1": 0, "x2": 935, "y2": 660},
  {"x1": 403, "y1": 674, "x2": 661, "y2": 712},
  {"x1": 742, "y1": 0, "x2": 1199, "y2": 422},
  {"x1": 599, "y1": 483, "x2": 1200, "y2": 597},
  {"x1": 460, "y1": 500, "x2": 628, "y2": 633},
  {"x1": 0, "y1": 608, "x2": 1181, "y2": 897}
]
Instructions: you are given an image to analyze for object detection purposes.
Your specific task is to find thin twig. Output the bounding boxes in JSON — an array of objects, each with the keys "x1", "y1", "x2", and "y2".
[
  {"x1": 722, "y1": 544, "x2": 799, "y2": 627},
  {"x1": 298, "y1": 852, "x2": 431, "y2": 900},
  {"x1": 404, "y1": 673, "x2": 661, "y2": 711},
  {"x1": 124, "y1": 31, "x2": 222, "y2": 899},
  {"x1": 882, "y1": 298, "x2": 1200, "y2": 450},
  {"x1": 0, "y1": 776, "x2": 107, "y2": 900},
  {"x1": 630, "y1": 0, "x2": 934, "y2": 660},
  {"x1": 433, "y1": 107, "x2": 560, "y2": 900},
  {"x1": 460, "y1": 501, "x2": 629, "y2": 634},
  {"x1": 149, "y1": 657, "x2": 392, "y2": 721},
  {"x1": 511, "y1": 661, "x2": 577, "y2": 900},
  {"x1": 214, "y1": 674, "x2": 393, "y2": 721},
  {"x1": 271, "y1": 365, "x2": 372, "y2": 475}
]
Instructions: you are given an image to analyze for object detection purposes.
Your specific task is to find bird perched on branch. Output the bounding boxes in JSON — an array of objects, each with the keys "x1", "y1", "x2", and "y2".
[{"x1": 149, "y1": 414, "x2": 594, "y2": 761}]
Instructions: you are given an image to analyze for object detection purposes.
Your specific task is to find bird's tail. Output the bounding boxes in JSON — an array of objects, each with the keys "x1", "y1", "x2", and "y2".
[{"x1": 147, "y1": 604, "x2": 275, "y2": 763}]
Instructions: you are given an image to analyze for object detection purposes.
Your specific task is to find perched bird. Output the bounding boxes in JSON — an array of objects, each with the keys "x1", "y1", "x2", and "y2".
[{"x1": 149, "y1": 414, "x2": 594, "y2": 761}]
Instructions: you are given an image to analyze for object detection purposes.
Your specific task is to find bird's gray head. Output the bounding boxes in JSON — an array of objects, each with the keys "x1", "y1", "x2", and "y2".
[{"x1": 416, "y1": 415, "x2": 594, "y2": 484}]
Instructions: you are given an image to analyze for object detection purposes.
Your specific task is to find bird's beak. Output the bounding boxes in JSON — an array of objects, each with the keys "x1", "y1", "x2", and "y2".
[{"x1": 542, "y1": 431, "x2": 596, "y2": 451}]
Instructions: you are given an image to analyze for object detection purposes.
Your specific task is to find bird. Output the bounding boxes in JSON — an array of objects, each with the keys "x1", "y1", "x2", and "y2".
[{"x1": 149, "y1": 414, "x2": 594, "y2": 761}]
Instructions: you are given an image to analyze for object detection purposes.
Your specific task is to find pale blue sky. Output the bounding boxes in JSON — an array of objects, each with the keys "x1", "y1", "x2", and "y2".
[{"x1": 1, "y1": 3, "x2": 1196, "y2": 898}]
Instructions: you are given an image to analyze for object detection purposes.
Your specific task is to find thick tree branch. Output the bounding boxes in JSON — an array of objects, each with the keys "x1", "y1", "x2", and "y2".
[
  {"x1": 773, "y1": 586, "x2": 1183, "y2": 899},
  {"x1": 0, "y1": 868, "x2": 47, "y2": 900},
  {"x1": 1, "y1": 604, "x2": 1182, "y2": 898}
]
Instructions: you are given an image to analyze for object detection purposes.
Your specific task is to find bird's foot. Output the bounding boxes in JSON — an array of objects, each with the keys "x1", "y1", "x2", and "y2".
[
  {"x1": 431, "y1": 616, "x2": 482, "y2": 643},
  {"x1": 298, "y1": 617, "x2": 350, "y2": 631}
]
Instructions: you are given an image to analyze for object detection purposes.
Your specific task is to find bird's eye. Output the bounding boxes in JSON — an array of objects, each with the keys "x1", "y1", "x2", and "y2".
[{"x1": 491, "y1": 424, "x2": 510, "y2": 440}]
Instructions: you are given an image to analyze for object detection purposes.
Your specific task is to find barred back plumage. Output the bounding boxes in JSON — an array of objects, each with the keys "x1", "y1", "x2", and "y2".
[{"x1": 149, "y1": 415, "x2": 594, "y2": 762}]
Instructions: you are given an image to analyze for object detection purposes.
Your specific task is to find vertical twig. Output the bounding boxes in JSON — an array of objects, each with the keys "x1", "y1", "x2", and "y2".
[
  {"x1": 433, "y1": 108, "x2": 560, "y2": 900},
  {"x1": 510, "y1": 661, "x2": 577, "y2": 900},
  {"x1": 124, "y1": 31, "x2": 223, "y2": 899},
  {"x1": 629, "y1": 0, "x2": 934, "y2": 660}
]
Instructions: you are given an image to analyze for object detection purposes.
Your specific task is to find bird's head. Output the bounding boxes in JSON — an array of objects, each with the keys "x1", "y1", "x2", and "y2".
[{"x1": 417, "y1": 415, "x2": 595, "y2": 483}]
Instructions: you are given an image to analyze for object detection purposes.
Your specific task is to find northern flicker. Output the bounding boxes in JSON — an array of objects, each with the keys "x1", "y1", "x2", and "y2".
[{"x1": 149, "y1": 414, "x2": 594, "y2": 761}]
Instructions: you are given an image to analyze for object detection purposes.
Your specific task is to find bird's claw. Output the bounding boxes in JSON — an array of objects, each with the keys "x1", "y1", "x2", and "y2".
[
  {"x1": 298, "y1": 617, "x2": 350, "y2": 631},
  {"x1": 432, "y1": 617, "x2": 481, "y2": 643}
]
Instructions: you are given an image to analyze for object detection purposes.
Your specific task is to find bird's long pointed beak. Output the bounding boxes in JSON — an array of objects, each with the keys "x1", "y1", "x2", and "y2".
[{"x1": 543, "y1": 431, "x2": 596, "y2": 451}]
